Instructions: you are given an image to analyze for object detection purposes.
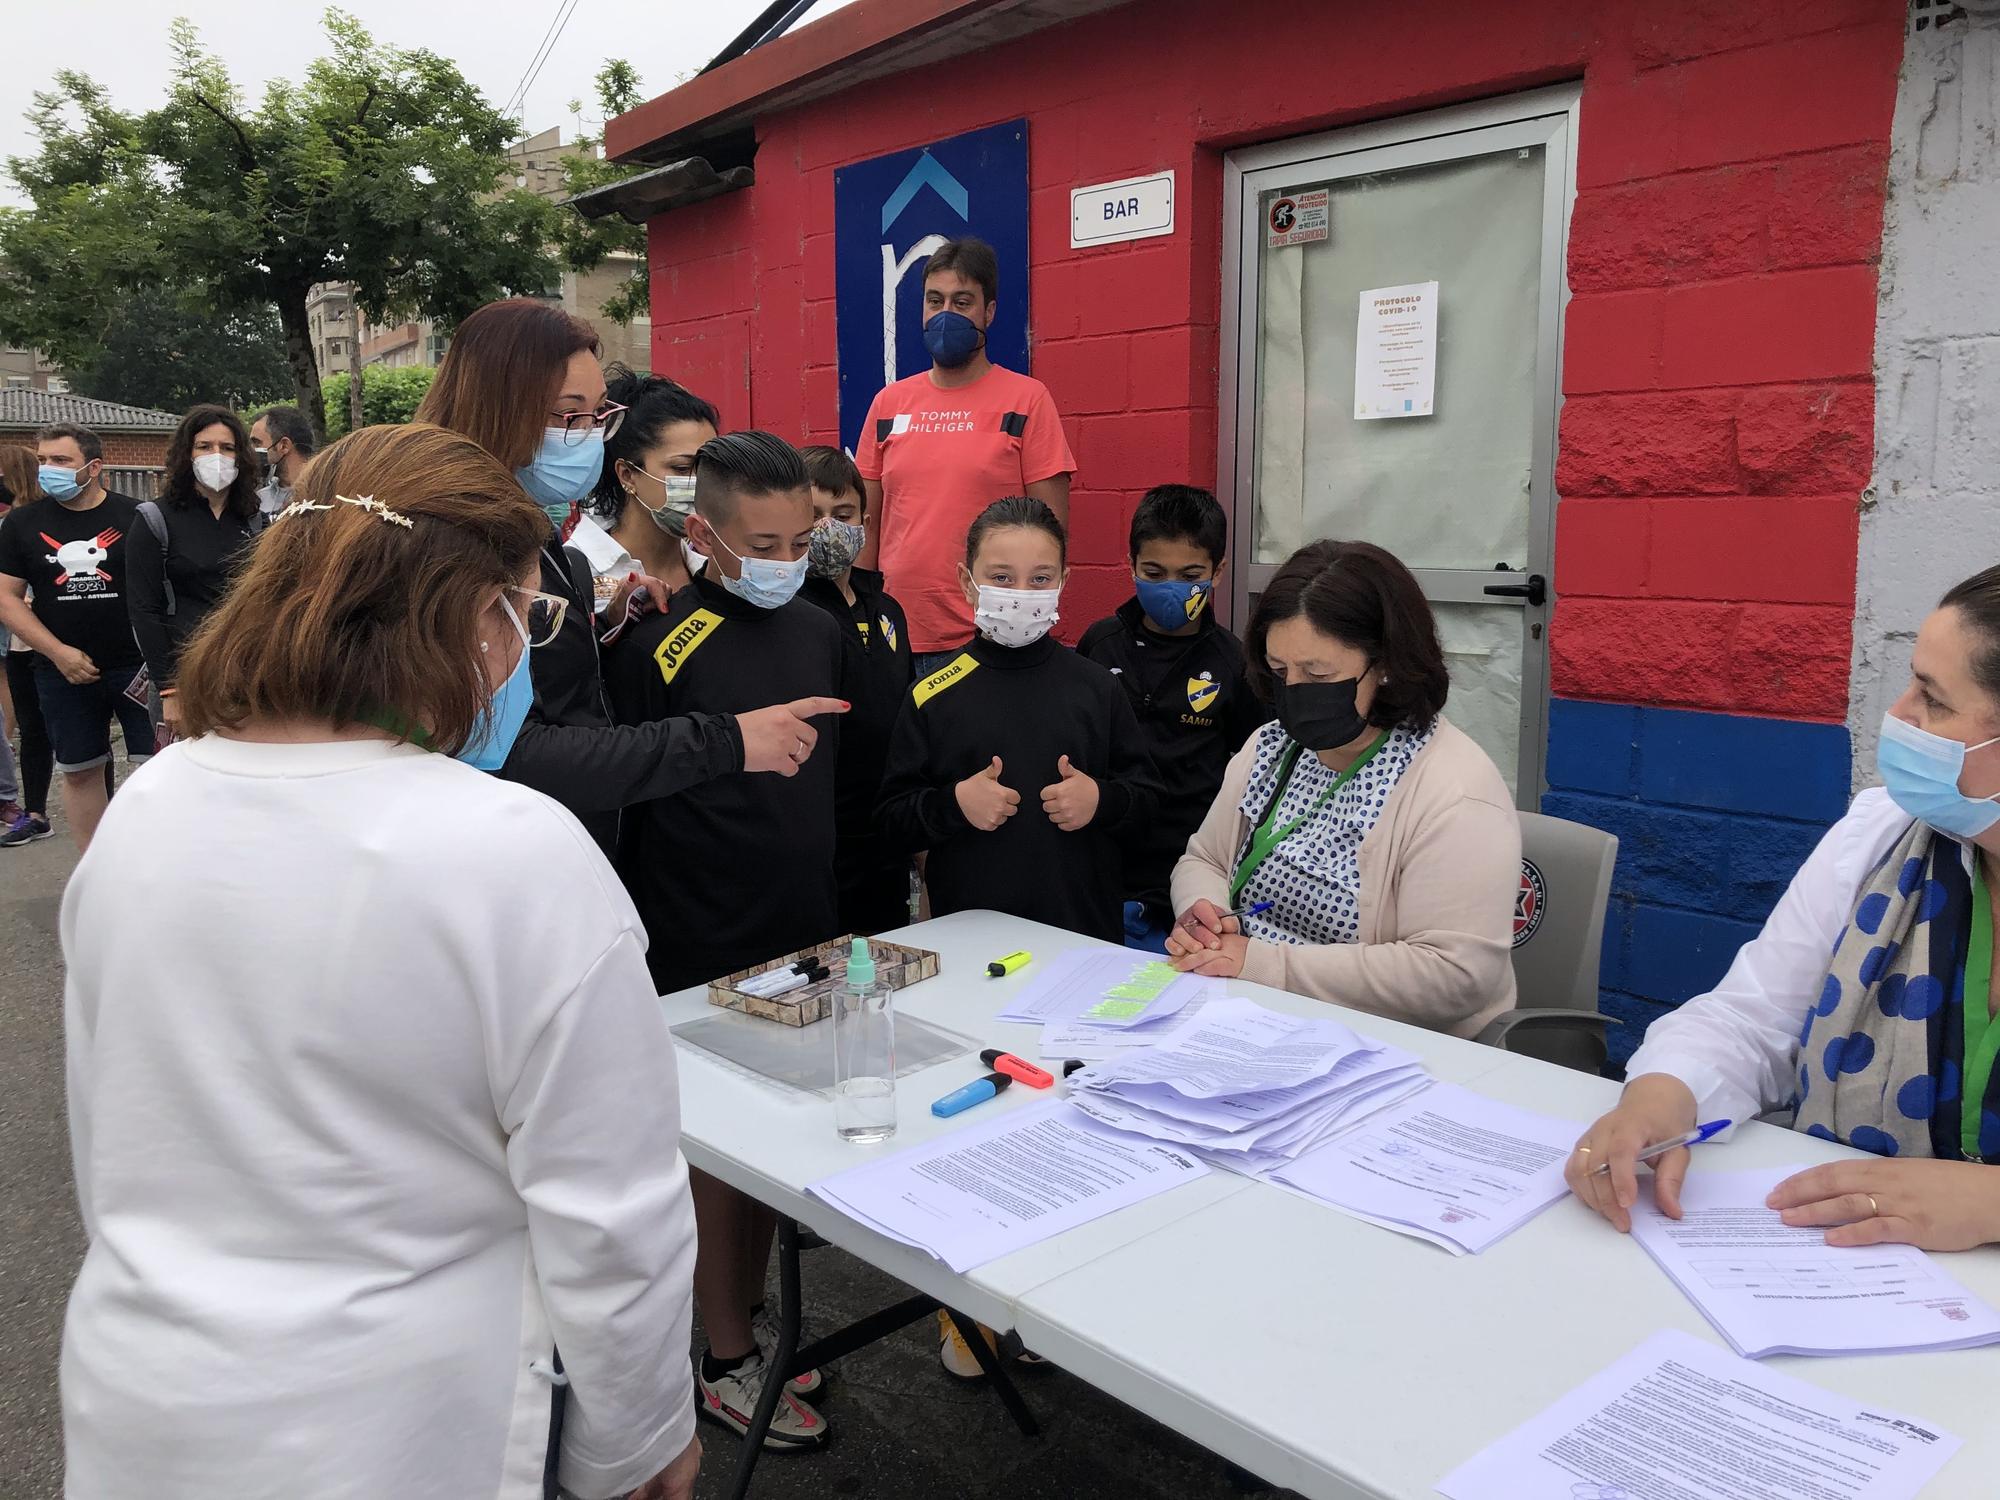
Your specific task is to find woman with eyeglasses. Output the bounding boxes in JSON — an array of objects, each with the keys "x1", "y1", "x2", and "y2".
[
  {"x1": 416, "y1": 299, "x2": 843, "y2": 850},
  {"x1": 60, "y1": 422, "x2": 702, "y2": 1500}
]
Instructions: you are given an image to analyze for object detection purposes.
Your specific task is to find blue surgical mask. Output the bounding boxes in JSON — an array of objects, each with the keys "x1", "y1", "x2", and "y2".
[
  {"x1": 516, "y1": 427, "x2": 605, "y2": 515},
  {"x1": 456, "y1": 598, "x2": 536, "y2": 771},
  {"x1": 705, "y1": 526, "x2": 808, "y2": 610},
  {"x1": 38, "y1": 464, "x2": 82, "y2": 501},
  {"x1": 1135, "y1": 576, "x2": 1213, "y2": 633},
  {"x1": 923, "y1": 310, "x2": 985, "y2": 370},
  {"x1": 1877, "y1": 712, "x2": 2000, "y2": 838}
]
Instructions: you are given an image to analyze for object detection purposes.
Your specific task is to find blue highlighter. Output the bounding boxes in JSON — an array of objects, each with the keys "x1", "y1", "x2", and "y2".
[{"x1": 931, "y1": 1071, "x2": 1013, "y2": 1118}]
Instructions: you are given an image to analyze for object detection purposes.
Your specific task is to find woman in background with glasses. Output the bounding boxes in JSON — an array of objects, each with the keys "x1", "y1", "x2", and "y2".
[
  {"x1": 416, "y1": 299, "x2": 844, "y2": 851},
  {"x1": 60, "y1": 422, "x2": 701, "y2": 1500}
]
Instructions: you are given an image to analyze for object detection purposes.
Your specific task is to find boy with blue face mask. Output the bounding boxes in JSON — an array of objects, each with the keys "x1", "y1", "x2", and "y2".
[{"x1": 1078, "y1": 485, "x2": 1270, "y2": 952}]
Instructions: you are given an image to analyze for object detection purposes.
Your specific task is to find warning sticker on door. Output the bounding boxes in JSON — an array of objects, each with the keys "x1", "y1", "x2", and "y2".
[{"x1": 1266, "y1": 188, "x2": 1330, "y2": 248}]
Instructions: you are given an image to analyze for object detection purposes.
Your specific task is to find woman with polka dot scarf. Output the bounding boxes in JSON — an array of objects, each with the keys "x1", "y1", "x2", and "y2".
[
  {"x1": 1166, "y1": 540, "x2": 1521, "y2": 1041},
  {"x1": 1570, "y1": 564, "x2": 2000, "y2": 1254}
]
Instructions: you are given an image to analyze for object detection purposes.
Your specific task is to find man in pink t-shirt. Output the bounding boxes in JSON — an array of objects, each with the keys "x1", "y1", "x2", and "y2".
[{"x1": 855, "y1": 238, "x2": 1076, "y2": 658}]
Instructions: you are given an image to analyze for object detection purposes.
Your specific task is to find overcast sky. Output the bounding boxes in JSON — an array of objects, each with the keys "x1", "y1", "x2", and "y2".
[{"x1": 0, "y1": 0, "x2": 856, "y2": 206}]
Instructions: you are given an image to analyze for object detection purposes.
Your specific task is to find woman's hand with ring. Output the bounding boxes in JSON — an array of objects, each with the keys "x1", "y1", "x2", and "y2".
[
  {"x1": 1767, "y1": 1159, "x2": 2000, "y2": 1252},
  {"x1": 1564, "y1": 1073, "x2": 1699, "y2": 1233}
]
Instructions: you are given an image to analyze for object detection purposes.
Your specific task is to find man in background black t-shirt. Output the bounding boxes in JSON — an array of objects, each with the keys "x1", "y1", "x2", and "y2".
[{"x1": 0, "y1": 421, "x2": 150, "y2": 851}]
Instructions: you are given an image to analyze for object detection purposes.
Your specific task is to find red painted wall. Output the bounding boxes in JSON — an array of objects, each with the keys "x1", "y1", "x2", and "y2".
[{"x1": 647, "y1": 0, "x2": 1901, "y2": 660}]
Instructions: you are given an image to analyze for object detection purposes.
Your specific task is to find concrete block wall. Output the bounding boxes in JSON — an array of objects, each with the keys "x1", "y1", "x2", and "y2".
[{"x1": 1849, "y1": 16, "x2": 2000, "y2": 788}]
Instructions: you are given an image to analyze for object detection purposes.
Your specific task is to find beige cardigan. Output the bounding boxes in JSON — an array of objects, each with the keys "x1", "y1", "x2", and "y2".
[{"x1": 1170, "y1": 717, "x2": 1519, "y2": 1039}]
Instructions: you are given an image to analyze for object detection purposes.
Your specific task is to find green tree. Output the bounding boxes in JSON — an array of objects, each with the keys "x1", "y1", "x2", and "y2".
[
  {"x1": 554, "y1": 60, "x2": 652, "y2": 327},
  {"x1": 317, "y1": 364, "x2": 434, "y2": 439},
  {"x1": 64, "y1": 288, "x2": 294, "y2": 413},
  {"x1": 0, "y1": 9, "x2": 560, "y2": 439}
]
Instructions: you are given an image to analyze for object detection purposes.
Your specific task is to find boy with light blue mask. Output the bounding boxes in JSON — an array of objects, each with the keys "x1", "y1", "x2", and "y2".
[
  {"x1": 1078, "y1": 484, "x2": 1270, "y2": 951},
  {"x1": 600, "y1": 428, "x2": 854, "y2": 1449}
]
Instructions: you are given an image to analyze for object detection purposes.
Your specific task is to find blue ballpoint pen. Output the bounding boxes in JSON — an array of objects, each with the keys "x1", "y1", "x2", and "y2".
[{"x1": 1587, "y1": 1118, "x2": 1731, "y2": 1176}]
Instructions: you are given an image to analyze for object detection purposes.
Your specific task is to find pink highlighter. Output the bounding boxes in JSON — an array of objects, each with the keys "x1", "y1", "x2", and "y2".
[{"x1": 979, "y1": 1049, "x2": 1054, "y2": 1089}]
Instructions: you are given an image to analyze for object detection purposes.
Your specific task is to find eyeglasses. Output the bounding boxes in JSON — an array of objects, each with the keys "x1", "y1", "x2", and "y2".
[
  {"x1": 548, "y1": 402, "x2": 627, "y2": 445},
  {"x1": 506, "y1": 587, "x2": 570, "y2": 647}
]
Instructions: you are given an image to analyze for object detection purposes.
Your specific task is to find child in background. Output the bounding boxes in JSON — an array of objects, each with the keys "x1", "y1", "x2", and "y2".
[
  {"x1": 877, "y1": 496, "x2": 1159, "y2": 946},
  {"x1": 602, "y1": 430, "x2": 851, "y2": 1452},
  {"x1": 1078, "y1": 485, "x2": 1268, "y2": 952},
  {"x1": 798, "y1": 445, "x2": 915, "y2": 934}
]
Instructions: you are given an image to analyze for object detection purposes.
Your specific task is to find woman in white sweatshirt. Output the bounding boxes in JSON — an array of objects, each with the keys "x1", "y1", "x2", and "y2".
[{"x1": 60, "y1": 422, "x2": 701, "y2": 1500}]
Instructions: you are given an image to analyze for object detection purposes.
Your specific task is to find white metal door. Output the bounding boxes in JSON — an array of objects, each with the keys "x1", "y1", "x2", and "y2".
[{"x1": 1220, "y1": 87, "x2": 1577, "y2": 803}]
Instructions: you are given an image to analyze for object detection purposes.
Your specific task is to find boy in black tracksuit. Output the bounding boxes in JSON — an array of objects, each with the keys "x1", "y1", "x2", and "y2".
[
  {"x1": 1077, "y1": 485, "x2": 1268, "y2": 950},
  {"x1": 601, "y1": 431, "x2": 850, "y2": 1448},
  {"x1": 797, "y1": 446, "x2": 914, "y2": 934},
  {"x1": 877, "y1": 497, "x2": 1159, "y2": 945}
]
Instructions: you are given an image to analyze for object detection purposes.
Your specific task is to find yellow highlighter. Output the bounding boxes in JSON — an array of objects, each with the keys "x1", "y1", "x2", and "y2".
[{"x1": 986, "y1": 950, "x2": 1032, "y2": 978}]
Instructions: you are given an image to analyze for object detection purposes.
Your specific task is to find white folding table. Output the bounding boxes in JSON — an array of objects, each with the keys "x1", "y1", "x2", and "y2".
[{"x1": 662, "y1": 910, "x2": 2000, "y2": 1498}]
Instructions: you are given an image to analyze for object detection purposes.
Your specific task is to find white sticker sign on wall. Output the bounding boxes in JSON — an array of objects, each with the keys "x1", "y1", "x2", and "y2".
[
  {"x1": 1266, "y1": 188, "x2": 1330, "y2": 248},
  {"x1": 1354, "y1": 280, "x2": 1439, "y2": 419},
  {"x1": 1070, "y1": 171, "x2": 1176, "y2": 248}
]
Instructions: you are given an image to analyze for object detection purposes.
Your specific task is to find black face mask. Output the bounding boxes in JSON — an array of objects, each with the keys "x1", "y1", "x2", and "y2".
[{"x1": 1276, "y1": 675, "x2": 1370, "y2": 752}]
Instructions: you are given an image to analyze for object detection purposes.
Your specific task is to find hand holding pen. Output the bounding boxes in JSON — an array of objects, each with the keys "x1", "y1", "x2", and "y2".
[{"x1": 1565, "y1": 1074, "x2": 1719, "y2": 1233}]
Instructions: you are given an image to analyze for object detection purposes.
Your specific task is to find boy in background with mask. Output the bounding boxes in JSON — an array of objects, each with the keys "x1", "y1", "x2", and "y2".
[
  {"x1": 852, "y1": 238, "x2": 1075, "y2": 674},
  {"x1": 1079, "y1": 485, "x2": 1269, "y2": 952},
  {"x1": 799, "y1": 445, "x2": 915, "y2": 934},
  {"x1": 877, "y1": 496, "x2": 1158, "y2": 946},
  {"x1": 601, "y1": 429, "x2": 851, "y2": 1453},
  {"x1": 573, "y1": 370, "x2": 717, "y2": 615}
]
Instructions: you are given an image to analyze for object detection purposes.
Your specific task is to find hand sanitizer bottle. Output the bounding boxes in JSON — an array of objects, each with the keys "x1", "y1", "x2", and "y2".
[{"x1": 833, "y1": 937, "x2": 896, "y2": 1142}]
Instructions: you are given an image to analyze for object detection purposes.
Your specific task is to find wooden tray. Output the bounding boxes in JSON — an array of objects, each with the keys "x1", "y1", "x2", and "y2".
[{"x1": 706, "y1": 935, "x2": 940, "y2": 1027}]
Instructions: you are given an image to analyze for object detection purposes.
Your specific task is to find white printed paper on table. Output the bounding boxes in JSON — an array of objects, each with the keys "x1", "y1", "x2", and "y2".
[
  {"x1": 1270, "y1": 1081, "x2": 1578, "y2": 1255},
  {"x1": 805, "y1": 1100, "x2": 1209, "y2": 1273},
  {"x1": 1436, "y1": 1328, "x2": 1962, "y2": 1500},
  {"x1": 1354, "y1": 280, "x2": 1438, "y2": 419},
  {"x1": 1629, "y1": 1166, "x2": 2000, "y2": 1358}
]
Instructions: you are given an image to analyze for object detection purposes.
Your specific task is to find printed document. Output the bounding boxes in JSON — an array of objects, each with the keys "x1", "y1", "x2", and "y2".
[
  {"x1": 805, "y1": 1100, "x2": 1208, "y2": 1273},
  {"x1": 993, "y1": 948, "x2": 1205, "y2": 1028},
  {"x1": 1629, "y1": 1167, "x2": 2000, "y2": 1357},
  {"x1": 1437, "y1": 1328, "x2": 1962, "y2": 1500},
  {"x1": 1270, "y1": 1082, "x2": 1578, "y2": 1254}
]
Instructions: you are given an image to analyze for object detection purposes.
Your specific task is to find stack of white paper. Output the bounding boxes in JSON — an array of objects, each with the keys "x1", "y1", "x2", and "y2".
[
  {"x1": 1269, "y1": 1082, "x2": 1579, "y2": 1255},
  {"x1": 804, "y1": 1099, "x2": 1210, "y2": 1273},
  {"x1": 990, "y1": 947, "x2": 1220, "y2": 1061},
  {"x1": 1063, "y1": 997, "x2": 1428, "y2": 1175},
  {"x1": 1629, "y1": 1166, "x2": 2000, "y2": 1358},
  {"x1": 1438, "y1": 1328, "x2": 1963, "y2": 1500}
]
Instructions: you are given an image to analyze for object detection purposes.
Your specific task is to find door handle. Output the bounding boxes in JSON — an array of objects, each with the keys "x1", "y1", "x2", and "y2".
[{"x1": 1482, "y1": 573, "x2": 1547, "y2": 607}]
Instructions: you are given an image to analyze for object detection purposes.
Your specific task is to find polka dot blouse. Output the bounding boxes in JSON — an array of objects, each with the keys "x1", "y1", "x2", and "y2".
[{"x1": 1232, "y1": 720, "x2": 1434, "y2": 949}]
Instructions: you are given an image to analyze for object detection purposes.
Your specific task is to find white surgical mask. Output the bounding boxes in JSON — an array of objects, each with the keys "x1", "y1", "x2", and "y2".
[
  {"x1": 192, "y1": 452, "x2": 239, "y2": 491},
  {"x1": 975, "y1": 584, "x2": 1061, "y2": 648}
]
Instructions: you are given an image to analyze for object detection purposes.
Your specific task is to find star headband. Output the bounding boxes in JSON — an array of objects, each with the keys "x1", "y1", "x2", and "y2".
[{"x1": 271, "y1": 493, "x2": 413, "y2": 529}]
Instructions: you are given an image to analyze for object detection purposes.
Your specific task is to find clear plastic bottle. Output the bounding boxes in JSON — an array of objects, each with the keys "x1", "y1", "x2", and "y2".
[{"x1": 833, "y1": 937, "x2": 896, "y2": 1142}]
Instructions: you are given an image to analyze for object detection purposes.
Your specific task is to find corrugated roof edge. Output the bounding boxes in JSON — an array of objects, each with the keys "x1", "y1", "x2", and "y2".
[
  {"x1": 0, "y1": 389, "x2": 182, "y2": 431},
  {"x1": 606, "y1": 0, "x2": 1129, "y2": 165}
]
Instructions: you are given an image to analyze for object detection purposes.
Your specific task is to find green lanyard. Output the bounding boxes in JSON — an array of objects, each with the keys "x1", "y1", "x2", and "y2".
[
  {"x1": 1229, "y1": 731, "x2": 1390, "y2": 905},
  {"x1": 1963, "y1": 859, "x2": 1999, "y2": 1161},
  {"x1": 361, "y1": 706, "x2": 436, "y2": 751}
]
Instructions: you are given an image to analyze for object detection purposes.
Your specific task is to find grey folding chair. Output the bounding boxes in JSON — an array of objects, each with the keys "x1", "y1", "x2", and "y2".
[{"x1": 1475, "y1": 810, "x2": 1619, "y2": 1074}]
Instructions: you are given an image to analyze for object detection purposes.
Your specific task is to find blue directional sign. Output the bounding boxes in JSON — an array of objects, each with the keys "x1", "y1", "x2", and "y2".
[{"x1": 834, "y1": 119, "x2": 1029, "y2": 455}]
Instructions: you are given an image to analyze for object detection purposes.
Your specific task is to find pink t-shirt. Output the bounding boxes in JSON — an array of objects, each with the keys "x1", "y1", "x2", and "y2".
[{"x1": 855, "y1": 364, "x2": 1075, "y2": 653}]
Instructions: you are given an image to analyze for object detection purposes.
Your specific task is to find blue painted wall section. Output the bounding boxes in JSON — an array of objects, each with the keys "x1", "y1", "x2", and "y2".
[{"x1": 1542, "y1": 698, "x2": 1853, "y2": 1070}]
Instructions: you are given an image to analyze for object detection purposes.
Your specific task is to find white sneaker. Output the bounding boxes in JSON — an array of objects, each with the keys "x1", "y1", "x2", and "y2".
[
  {"x1": 751, "y1": 1306, "x2": 824, "y2": 1396},
  {"x1": 696, "y1": 1352, "x2": 830, "y2": 1449}
]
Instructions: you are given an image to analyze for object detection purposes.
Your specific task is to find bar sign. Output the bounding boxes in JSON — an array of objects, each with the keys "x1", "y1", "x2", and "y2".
[{"x1": 1071, "y1": 171, "x2": 1176, "y2": 248}]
